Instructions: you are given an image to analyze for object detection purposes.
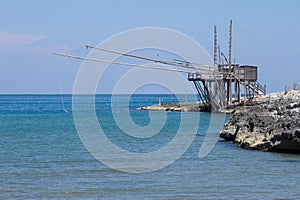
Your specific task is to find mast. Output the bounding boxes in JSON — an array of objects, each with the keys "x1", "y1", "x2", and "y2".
[
  {"x1": 214, "y1": 25, "x2": 218, "y2": 66},
  {"x1": 228, "y1": 20, "x2": 233, "y2": 104}
]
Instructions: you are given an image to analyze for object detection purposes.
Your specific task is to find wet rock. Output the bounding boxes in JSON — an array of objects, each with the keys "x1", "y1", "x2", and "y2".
[{"x1": 220, "y1": 90, "x2": 300, "y2": 153}]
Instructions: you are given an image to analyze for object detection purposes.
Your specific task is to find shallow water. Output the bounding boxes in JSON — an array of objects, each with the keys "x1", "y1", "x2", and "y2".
[{"x1": 0, "y1": 95, "x2": 299, "y2": 199}]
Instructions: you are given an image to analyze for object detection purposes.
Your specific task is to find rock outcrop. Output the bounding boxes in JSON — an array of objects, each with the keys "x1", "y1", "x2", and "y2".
[
  {"x1": 138, "y1": 102, "x2": 203, "y2": 112},
  {"x1": 220, "y1": 90, "x2": 300, "y2": 153}
]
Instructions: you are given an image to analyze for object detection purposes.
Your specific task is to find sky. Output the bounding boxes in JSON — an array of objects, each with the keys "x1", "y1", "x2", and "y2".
[{"x1": 0, "y1": 0, "x2": 299, "y2": 94}]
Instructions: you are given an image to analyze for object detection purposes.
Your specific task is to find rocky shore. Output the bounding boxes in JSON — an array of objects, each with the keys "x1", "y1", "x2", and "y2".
[
  {"x1": 220, "y1": 90, "x2": 300, "y2": 153},
  {"x1": 138, "y1": 102, "x2": 203, "y2": 112},
  {"x1": 137, "y1": 90, "x2": 300, "y2": 153}
]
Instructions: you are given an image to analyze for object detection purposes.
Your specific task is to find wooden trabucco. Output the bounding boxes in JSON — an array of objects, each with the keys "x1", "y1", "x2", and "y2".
[{"x1": 188, "y1": 64, "x2": 266, "y2": 112}]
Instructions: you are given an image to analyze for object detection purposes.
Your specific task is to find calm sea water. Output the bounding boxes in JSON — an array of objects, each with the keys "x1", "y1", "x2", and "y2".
[{"x1": 0, "y1": 95, "x2": 299, "y2": 199}]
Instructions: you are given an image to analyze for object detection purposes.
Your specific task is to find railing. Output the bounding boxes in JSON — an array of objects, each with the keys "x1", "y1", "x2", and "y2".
[{"x1": 247, "y1": 82, "x2": 266, "y2": 95}]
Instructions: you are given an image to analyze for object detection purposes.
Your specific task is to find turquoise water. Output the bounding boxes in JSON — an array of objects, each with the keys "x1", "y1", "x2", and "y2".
[{"x1": 0, "y1": 95, "x2": 299, "y2": 199}]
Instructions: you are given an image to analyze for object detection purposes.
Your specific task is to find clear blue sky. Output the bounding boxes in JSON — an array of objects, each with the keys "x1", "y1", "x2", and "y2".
[{"x1": 0, "y1": 0, "x2": 299, "y2": 93}]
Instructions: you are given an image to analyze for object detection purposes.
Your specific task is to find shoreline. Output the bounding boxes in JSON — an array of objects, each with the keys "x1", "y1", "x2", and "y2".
[
  {"x1": 137, "y1": 102, "x2": 203, "y2": 112},
  {"x1": 137, "y1": 101, "x2": 234, "y2": 113},
  {"x1": 220, "y1": 90, "x2": 300, "y2": 153},
  {"x1": 137, "y1": 90, "x2": 300, "y2": 153}
]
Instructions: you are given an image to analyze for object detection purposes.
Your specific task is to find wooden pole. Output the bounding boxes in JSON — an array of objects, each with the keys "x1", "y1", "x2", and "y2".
[
  {"x1": 228, "y1": 20, "x2": 233, "y2": 105},
  {"x1": 86, "y1": 45, "x2": 216, "y2": 71},
  {"x1": 214, "y1": 25, "x2": 218, "y2": 66},
  {"x1": 53, "y1": 52, "x2": 224, "y2": 76},
  {"x1": 234, "y1": 59, "x2": 238, "y2": 102},
  {"x1": 244, "y1": 67, "x2": 247, "y2": 108}
]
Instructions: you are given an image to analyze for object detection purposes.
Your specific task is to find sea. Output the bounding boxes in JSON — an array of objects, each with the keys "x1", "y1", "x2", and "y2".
[{"x1": 0, "y1": 94, "x2": 299, "y2": 199}]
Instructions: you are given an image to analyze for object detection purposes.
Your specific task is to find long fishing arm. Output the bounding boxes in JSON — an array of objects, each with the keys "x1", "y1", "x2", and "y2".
[
  {"x1": 53, "y1": 52, "x2": 212, "y2": 75},
  {"x1": 85, "y1": 45, "x2": 218, "y2": 72}
]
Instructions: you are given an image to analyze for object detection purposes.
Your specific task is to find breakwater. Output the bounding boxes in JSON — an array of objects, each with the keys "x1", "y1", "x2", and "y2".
[{"x1": 138, "y1": 102, "x2": 203, "y2": 112}]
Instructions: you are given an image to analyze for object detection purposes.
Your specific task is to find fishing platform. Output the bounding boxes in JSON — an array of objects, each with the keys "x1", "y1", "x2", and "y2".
[
  {"x1": 188, "y1": 63, "x2": 266, "y2": 111},
  {"x1": 54, "y1": 20, "x2": 266, "y2": 112},
  {"x1": 187, "y1": 20, "x2": 266, "y2": 111}
]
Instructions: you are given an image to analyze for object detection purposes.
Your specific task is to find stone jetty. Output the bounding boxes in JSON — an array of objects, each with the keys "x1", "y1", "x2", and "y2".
[
  {"x1": 220, "y1": 90, "x2": 300, "y2": 153},
  {"x1": 138, "y1": 102, "x2": 203, "y2": 112}
]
